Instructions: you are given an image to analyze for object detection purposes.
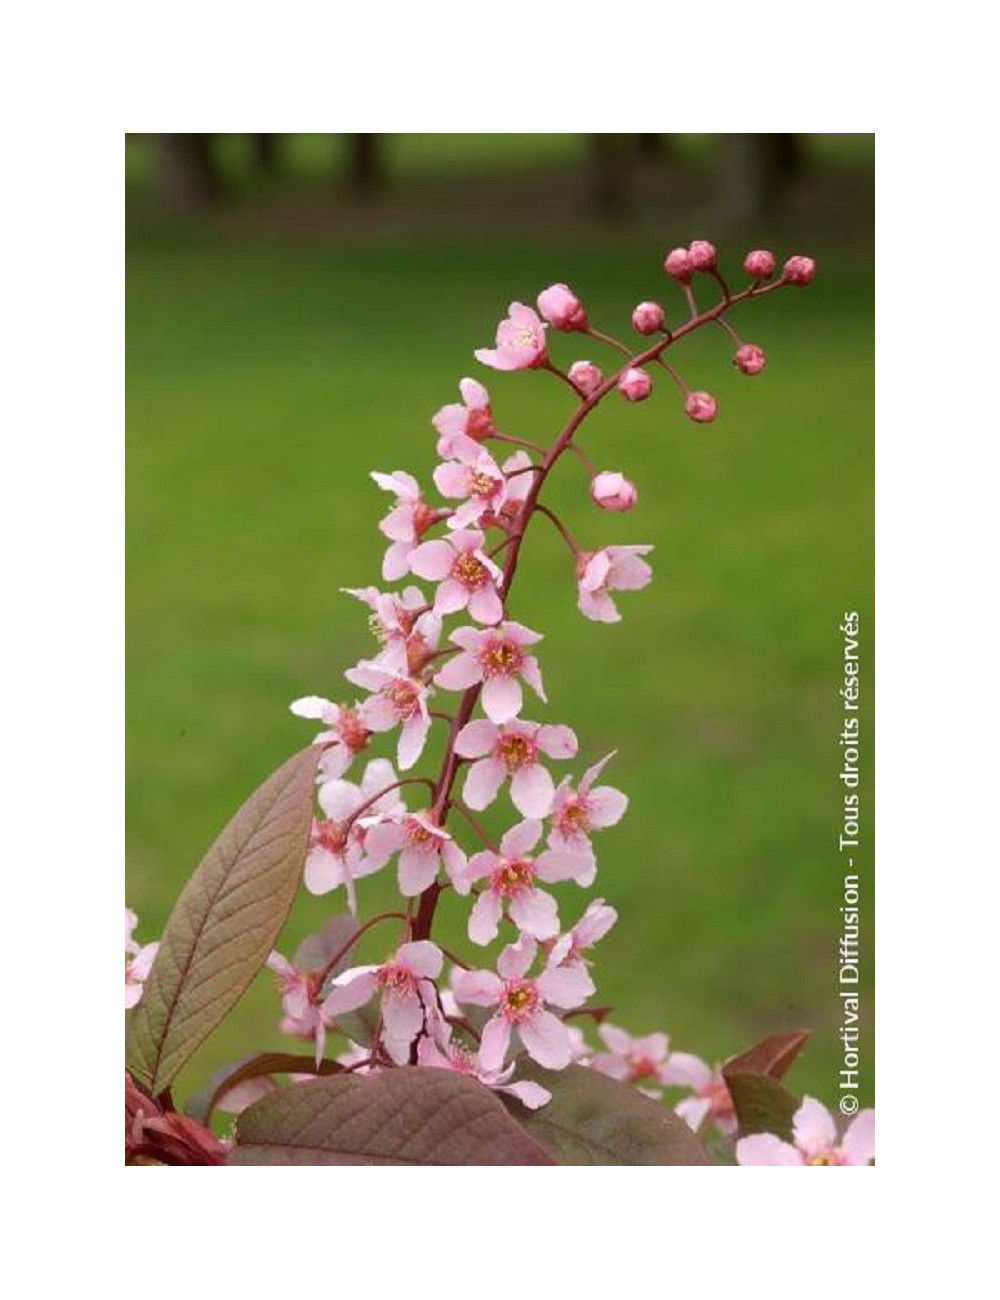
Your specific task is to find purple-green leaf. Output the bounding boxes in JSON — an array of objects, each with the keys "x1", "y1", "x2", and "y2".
[
  {"x1": 723, "y1": 1030, "x2": 810, "y2": 1081},
  {"x1": 126, "y1": 746, "x2": 321, "y2": 1095},
  {"x1": 229, "y1": 1068, "x2": 556, "y2": 1165},
  {"x1": 725, "y1": 1073, "x2": 800, "y2": 1140}
]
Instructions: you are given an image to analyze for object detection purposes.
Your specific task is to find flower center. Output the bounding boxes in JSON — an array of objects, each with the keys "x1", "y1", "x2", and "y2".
[
  {"x1": 491, "y1": 857, "x2": 534, "y2": 898},
  {"x1": 558, "y1": 795, "x2": 591, "y2": 832},
  {"x1": 386, "y1": 679, "x2": 420, "y2": 718},
  {"x1": 377, "y1": 964, "x2": 415, "y2": 996},
  {"x1": 338, "y1": 707, "x2": 370, "y2": 754},
  {"x1": 470, "y1": 469, "x2": 500, "y2": 499},
  {"x1": 500, "y1": 978, "x2": 539, "y2": 1022},
  {"x1": 465, "y1": 406, "x2": 495, "y2": 441},
  {"x1": 514, "y1": 328, "x2": 537, "y2": 348},
  {"x1": 313, "y1": 819, "x2": 349, "y2": 855},
  {"x1": 479, "y1": 637, "x2": 522, "y2": 678},
  {"x1": 628, "y1": 1055, "x2": 659, "y2": 1082},
  {"x1": 807, "y1": 1152, "x2": 842, "y2": 1166},
  {"x1": 453, "y1": 551, "x2": 489, "y2": 590},
  {"x1": 406, "y1": 816, "x2": 438, "y2": 849},
  {"x1": 497, "y1": 732, "x2": 536, "y2": 772}
]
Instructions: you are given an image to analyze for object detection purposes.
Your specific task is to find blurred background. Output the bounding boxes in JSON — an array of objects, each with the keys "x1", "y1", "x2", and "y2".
[{"x1": 126, "y1": 134, "x2": 874, "y2": 1108}]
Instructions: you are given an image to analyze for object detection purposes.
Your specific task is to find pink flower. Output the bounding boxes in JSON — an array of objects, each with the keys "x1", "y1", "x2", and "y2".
[
  {"x1": 452, "y1": 934, "x2": 591, "y2": 1071},
  {"x1": 783, "y1": 255, "x2": 816, "y2": 286},
  {"x1": 685, "y1": 390, "x2": 718, "y2": 423},
  {"x1": 546, "y1": 898, "x2": 618, "y2": 978},
  {"x1": 266, "y1": 951, "x2": 332, "y2": 1064},
  {"x1": 485, "y1": 449, "x2": 535, "y2": 530},
  {"x1": 288, "y1": 696, "x2": 371, "y2": 779},
  {"x1": 370, "y1": 470, "x2": 446, "y2": 581},
  {"x1": 734, "y1": 344, "x2": 766, "y2": 376},
  {"x1": 454, "y1": 717, "x2": 578, "y2": 817},
  {"x1": 664, "y1": 247, "x2": 693, "y2": 283},
  {"x1": 736, "y1": 1096, "x2": 875, "y2": 1166},
  {"x1": 536, "y1": 283, "x2": 588, "y2": 332},
  {"x1": 433, "y1": 447, "x2": 509, "y2": 531},
  {"x1": 125, "y1": 907, "x2": 158, "y2": 1010},
  {"x1": 432, "y1": 377, "x2": 496, "y2": 460},
  {"x1": 548, "y1": 752, "x2": 629, "y2": 862},
  {"x1": 577, "y1": 545, "x2": 653, "y2": 623},
  {"x1": 408, "y1": 528, "x2": 505, "y2": 625},
  {"x1": 475, "y1": 302, "x2": 548, "y2": 371},
  {"x1": 663, "y1": 1053, "x2": 737, "y2": 1136},
  {"x1": 434, "y1": 621, "x2": 546, "y2": 723},
  {"x1": 344, "y1": 661, "x2": 433, "y2": 770},
  {"x1": 456, "y1": 818, "x2": 593, "y2": 945},
  {"x1": 321, "y1": 940, "x2": 444, "y2": 1066},
  {"x1": 590, "y1": 471, "x2": 638, "y2": 512},
  {"x1": 362, "y1": 809, "x2": 468, "y2": 897},
  {"x1": 632, "y1": 301, "x2": 666, "y2": 334},
  {"x1": 590, "y1": 1023, "x2": 673, "y2": 1092},
  {"x1": 568, "y1": 360, "x2": 603, "y2": 397},
  {"x1": 341, "y1": 585, "x2": 442, "y2": 678},
  {"x1": 617, "y1": 367, "x2": 652, "y2": 402},
  {"x1": 743, "y1": 248, "x2": 776, "y2": 280},
  {"x1": 305, "y1": 758, "x2": 405, "y2": 909},
  {"x1": 417, "y1": 1005, "x2": 551, "y2": 1109},
  {"x1": 688, "y1": 239, "x2": 718, "y2": 272}
]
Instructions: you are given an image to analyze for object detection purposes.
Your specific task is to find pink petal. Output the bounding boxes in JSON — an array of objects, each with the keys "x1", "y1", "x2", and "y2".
[
  {"x1": 508, "y1": 887, "x2": 560, "y2": 940},
  {"x1": 321, "y1": 968, "x2": 379, "y2": 1016},
  {"x1": 395, "y1": 942, "x2": 444, "y2": 979},
  {"x1": 433, "y1": 462, "x2": 472, "y2": 499},
  {"x1": 537, "y1": 962, "x2": 593, "y2": 1008},
  {"x1": 482, "y1": 674, "x2": 522, "y2": 723},
  {"x1": 536, "y1": 724, "x2": 578, "y2": 759},
  {"x1": 468, "y1": 891, "x2": 504, "y2": 945},
  {"x1": 460, "y1": 377, "x2": 489, "y2": 408},
  {"x1": 467, "y1": 584, "x2": 503, "y2": 625},
  {"x1": 409, "y1": 539, "x2": 455, "y2": 581},
  {"x1": 397, "y1": 845, "x2": 440, "y2": 897},
  {"x1": 578, "y1": 589, "x2": 620, "y2": 623},
  {"x1": 397, "y1": 713, "x2": 430, "y2": 771},
  {"x1": 510, "y1": 764, "x2": 555, "y2": 818},
  {"x1": 661, "y1": 1052, "x2": 713, "y2": 1090},
  {"x1": 435, "y1": 652, "x2": 482, "y2": 691},
  {"x1": 434, "y1": 579, "x2": 470, "y2": 616},
  {"x1": 381, "y1": 987, "x2": 426, "y2": 1064},
  {"x1": 676, "y1": 1097, "x2": 713, "y2": 1132},
  {"x1": 519, "y1": 1009, "x2": 572, "y2": 1070},
  {"x1": 361, "y1": 821, "x2": 406, "y2": 870},
  {"x1": 497, "y1": 935, "x2": 537, "y2": 980},
  {"x1": 454, "y1": 718, "x2": 498, "y2": 758},
  {"x1": 792, "y1": 1097, "x2": 838, "y2": 1158},
  {"x1": 451, "y1": 968, "x2": 503, "y2": 1007},
  {"x1": 479, "y1": 1016, "x2": 512, "y2": 1072},
  {"x1": 382, "y1": 541, "x2": 413, "y2": 582},
  {"x1": 533, "y1": 849, "x2": 591, "y2": 885},
  {"x1": 735, "y1": 1134, "x2": 804, "y2": 1166},
  {"x1": 462, "y1": 757, "x2": 506, "y2": 811},
  {"x1": 499, "y1": 818, "x2": 542, "y2": 858},
  {"x1": 587, "y1": 786, "x2": 629, "y2": 827},
  {"x1": 304, "y1": 846, "x2": 344, "y2": 895},
  {"x1": 841, "y1": 1110, "x2": 875, "y2": 1165},
  {"x1": 500, "y1": 1080, "x2": 551, "y2": 1110},
  {"x1": 520, "y1": 656, "x2": 546, "y2": 702},
  {"x1": 289, "y1": 695, "x2": 337, "y2": 722}
]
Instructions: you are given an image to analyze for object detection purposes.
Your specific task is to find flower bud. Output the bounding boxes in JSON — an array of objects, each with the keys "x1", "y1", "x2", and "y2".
[
  {"x1": 537, "y1": 283, "x2": 588, "y2": 331},
  {"x1": 734, "y1": 344, "x2": 766, "y2": 375},
  {"x1": 783, "y1": 255, "x2": 816, "y2": 286},
  {"x1": 590, "y1": 471, "x2": 638, "y2": 512},
  {"x1": 569, "y1": 360, "x2": 603, "y2": 397},
  {"x1": 664, "y1": 247, "x2": 693, "y2": 283},
  {"x1": 685, "y1": 391, "x2": 717, "y2": 423},
  {"x1": 688, "y1": 240, "x2": 718, "y2": 272},
  {"x1": 631, "y1": 301, "x2": 666, "y2": 335},
  {"x1": 743, "y1": 249, "x2": 776, "y2": 280},
  {"x1": 617, "y1": 367, "x2": 652, "y2": 402}
]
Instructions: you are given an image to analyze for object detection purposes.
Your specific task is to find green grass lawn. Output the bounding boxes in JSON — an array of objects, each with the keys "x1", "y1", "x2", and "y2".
[{"x1": 126, "y1": 154, "x2": 873, "y2": 1113}]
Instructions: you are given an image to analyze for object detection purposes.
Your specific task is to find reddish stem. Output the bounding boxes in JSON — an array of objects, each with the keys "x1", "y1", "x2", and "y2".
[{"x1": 314, "y1": 911, "x2": 409, "y2": 989}]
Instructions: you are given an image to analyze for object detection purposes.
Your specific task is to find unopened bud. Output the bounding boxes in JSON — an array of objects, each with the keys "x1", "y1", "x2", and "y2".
[
  {"x1": 685, "y1": 391, "x2": 718, "y2": 423},
  {"x1": 568, "y1": 360, "x2": 603, "y2": 397},
  {"x1": 734, "y1": 344, "x2": 766, "y2": 375},
  {"x1": 590, "y1": 471, "x2": 638, "y2": 512},
  {"x1": 537, "y1": 283, "x2": 588, "y2": 331},
  {"x1": 617, "y1": 367, "x2": 652, "y2": 402},
  {"x1": 783, "y1": 255, "x2": 816, "y2": 286},
  {"x1": 743, "y1": 249, "x2": 776, "y2": 280},
  {"x1": 631, "y1": 301, "x2": 666, "y2": 335}
]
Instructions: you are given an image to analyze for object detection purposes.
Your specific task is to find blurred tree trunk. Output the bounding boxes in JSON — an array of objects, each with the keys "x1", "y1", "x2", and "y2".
[
  {"x1": 250, "y1": 133, "x2": 279, "y2": 173},
  {"x1": 718, "y1": 133, "x2": 803, "y2": 224},
  {"x1": 588, "y1": 134, "x2": 632, "y2": 219},
  {"x1": 154, "y1": 134, "x2": 222, "y2": 210},
  {"x1": 348, "y1": 134, "x2": 381, "y2": 195},
  {"x1": 636, "y1": 133, "x2": 676, "y2": 160}
]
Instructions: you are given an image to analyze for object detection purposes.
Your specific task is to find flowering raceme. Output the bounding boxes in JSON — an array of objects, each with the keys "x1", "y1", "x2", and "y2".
[{"x1": 126, "y1": 241, "x2": 871, "y2": 1168}]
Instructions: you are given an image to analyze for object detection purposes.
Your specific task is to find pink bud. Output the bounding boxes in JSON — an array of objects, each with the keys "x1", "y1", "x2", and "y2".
[
  {"x1": 783, "y1": 255, "x2": 816, "y2": 286},
  {"x1": 743, "y1": 249, "x2": 776, "y2": 280},
  {"x1": 664, "y1": 247, "x2": 693, "y2": 283},
  {"x1": 685, "y1": 391, "x2": 717, "y2": 423},
  {"x1": 631, "y1": 301, "x2": 666, "y2": 335},
  {"x1": 617, "y1": 367, "x2": 652, "y2": 402},
  {"x1": 734, "y1": 344, "x2": 766, "y2": 376},
  {"x1": 688, "y1": 240, "x2": 718, "y2": 272},
  {"x1": 569, "y1": 360, "x2": 603, "y2": 397},
  {"x1": 536, "y1": 283, "x2": 588, "y2": 332},
  {"x1": 590, "y1": 471, "x2": 638, "y2": 512}
]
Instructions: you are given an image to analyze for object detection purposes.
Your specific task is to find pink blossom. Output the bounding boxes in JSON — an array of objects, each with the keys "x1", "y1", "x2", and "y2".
[
  {"x1": 341, "y1": 584, "x2": 441, "y2": 677},
  {"x1": 362, "y1": 809, "x2": 468, "y2": 897},
  {"x1": 734, "y1": 344, "x2": 766, "y2": 376},
  {"x1": 743, "y1": 248, "x2": 776, "y2": 280},
  {"x1": 454, "y1": 717, "x2": 578, "y2": 818},
  {"x1": 617, "y1": 367, "x2": 652, "y2": 402},
  {"x1": 434, "y1": 621, "x2": 546, "y2": 723},
  {"x1": 632, "y1": 301, "x2": 666, "y2": 334},
  {"x1": 321, "y1": 940, "x2": 444, "y2": 1066},
  {"x1": 536, "y1": 283, "x2": 588, "y2": 332},
  {"x1": 546, "y1": 898, "x2": 618, "y2": 979},
  {"x1": 548, "y1": 752, "x2": 628, "y2": 862},
  {"x1": 664, "y1": 247, "x2": 693, "y2": 283},
  {"x1": 577, "y1": 545, "x2": 653, "y2": 623},
  {"x1": 480, "y1": 449, "x2": 535, "y2": 531},
  {"x1": 433, "y1": 447, "x2": 509, "y2": 531},
  {"x1": 370, "y1": 470, "x2": 445, "y2": 581},
  {"x1": 417, "y1": 1005, "x2": 551, "y2": 1109},
  {"x1": 590, "y1": 471, "x2": 638, "y2": 512},
  {"x1": 432, "y1": 377, "x2": 496, "y2": 460},
  {"x1": 736, "y1": 1096, "x2": 875, "y2": 1166},
  {"x1": 305, "y1": 758, "x2": 405, "y2": 909},
  {"x1": 266, "y1": 951, "x2": 332, "y2": 1064},
  {"x1": 688, "y1": 239, "x2": 718, "y2": 272},
  {"x1": 344, "y1": 660, "x2": 433, "y2": 770},
  {"x1": 783, "y1": 255, "x2": 817, "y2": 286},
  {"x1": 125, "y1": 907, "x2": 158, "y2": 1010},
  {"x1": 475, "y1": 302, "x2": 548, "y2": 371},
  {"x1": 663, "y1": 1053, "x2": 737, "y2": 1136},
  {"x1": 288, "y1": 695, "x2": 371, "y2": 779},
  {"x1": 452, "y1": 935, "x2": 591, "y2": 1071},
  {"x1": 590, "y1": 1023, "x2": 673, "y2": 1092},
  {"x1": 684, "y1": 390, "x2": 718, "y2": 423},
  {"x1": 408, "y1": 528, "x2": 505, "y2": 625},
  {"x1": 456, "y1": 818, "x2": 593, "y2": 945},
  {"x1": 568, "y1": 360, "x2": 603, "y2": 397}
]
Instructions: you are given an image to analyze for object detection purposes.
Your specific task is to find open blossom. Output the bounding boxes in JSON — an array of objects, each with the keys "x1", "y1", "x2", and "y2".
[
  {"x1": 409, "y1": 528, "x2": 505, "y2": 625},
  {"x1": 341, "y1": 584, "x2": 441, "y2": 677},
  {"x1": 546, "y1": 898, "x2": 618, "y2": 979},
  {"x1": 344, "y1": 661, "x2": 432, "y2": 770},
  {"x1": 432, "y1": 377, "x2": 496, "y2": 460},
  {"x1": 452, "y1": 935, "x2": 592, "y2": 1071},
  {"x1": 434, "y1": 621, "x2": 545, "y2": 723},
  {"x1": 663, "y1": 1053, "x2": 737, "y2": 1136},
  {"x1": 125, "y1": 907, "x2": 159, "y2": 1009},
  {"x1": 457, "y1": 818, "x2": 593, "y2": 946},
  {"x1": 266, "y1": 951, "x2": 332, "y2": 1065},
  {"x1": 736, "y1": 1096, "x2": 875, "y2": 1166},
  {"x1": 417, "y1": 1005, "x2": 551, "y2": 1110},
  {"x1": 288, "y1": 695, "x2": 371, "y2": 779},
  {"x1": 433, "y1": 446, "x2": 509, "y2": 531},
  {"x1": 305, "y1": 758, "x2": 405, "y2": 909},
  {"x1": 481, "y1": 449, "x2": 535, "y2": 530},
  {"x1": 590, "y1": 1023, "x2": 674, "y2": 1093},
  {"x1": 577, "y1": 545, "x2": 653, "y2": 623},
  {"x1": 475, "y1": 302, "x2": 548, "y2": 371},
  {"x1": 371, "y1": 470, "x2": 445, "y2": 581},
  {"x1": 322, "y1": 941, "x2": 443, "y2": 1066},
  {"x1": 362, "y1": 809, "x2": 468, "y2": 897},
  {"x1": 536, "y1": 283, "x2": 587, "y2": 332},
  {"x1": 455, "y1": 717, "x2": 577, "y2": 817},
  {"x1": 548, "y1": 752, "x2": 628, "y2": 865}
]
